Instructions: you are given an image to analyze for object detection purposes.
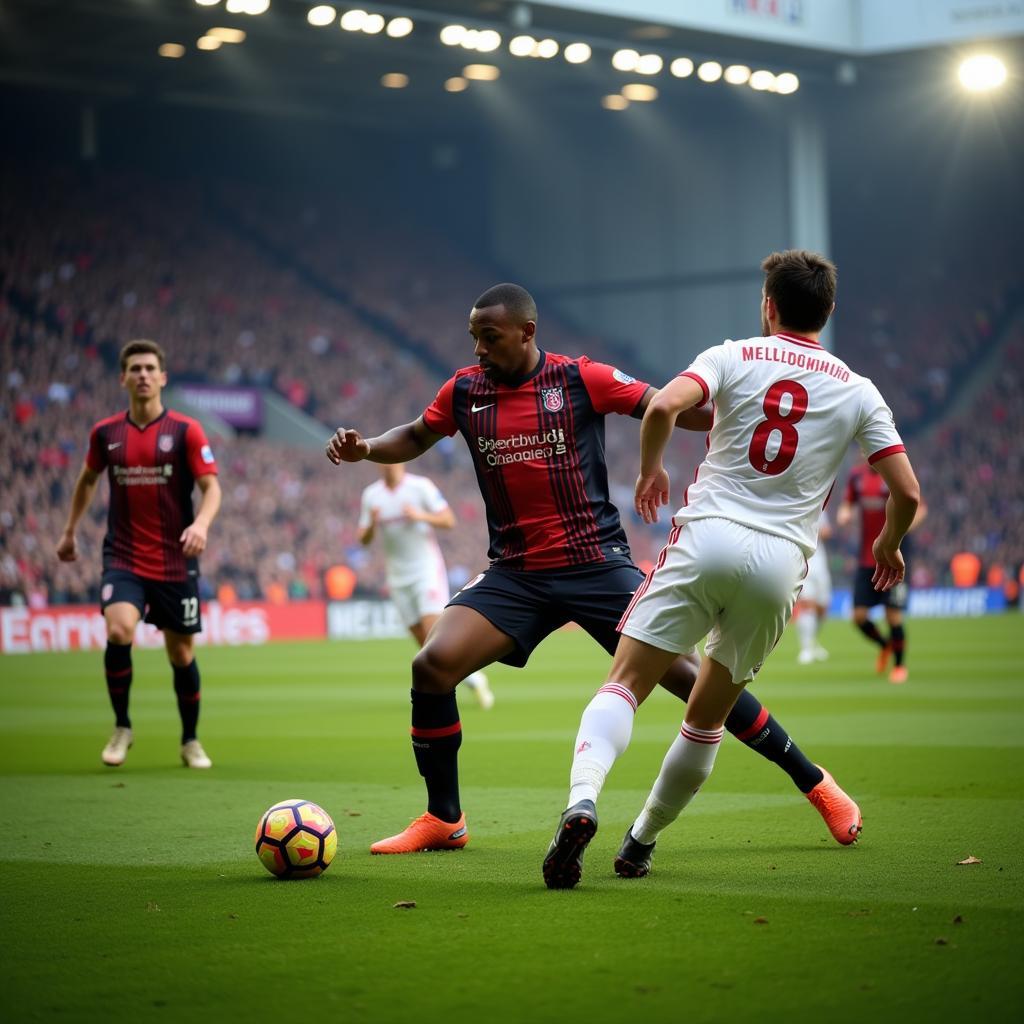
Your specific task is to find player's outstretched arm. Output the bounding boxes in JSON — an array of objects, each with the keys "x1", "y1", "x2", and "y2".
[
  {"x1": 868, "y1": 452, "x2": 921, "y2": 592},
  {"x1": 635, "y1": 375, "x2": 706, "y2": 523},
  {"x1": 57, "y1": 466, "x2": 100, "y2": 562},
  {"x1": 325, "y1": 417, "x2": 442, "y2": 466}
]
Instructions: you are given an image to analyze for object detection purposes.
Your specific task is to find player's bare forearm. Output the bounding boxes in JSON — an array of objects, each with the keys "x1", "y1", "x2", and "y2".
[
  {"x1": 873, "y1": 453, "x2": 921, "y2": 544},
  {"x1": 193, "y1": 475, "x2": 222, "y2": 529},
  {"x1": 57, "y1": 468, "x2": 99, "y2": 561},
  {"x1": 674, "y1": 404, "x2": 714, "y2": 432},
  {"x1": 326, "y1": 418, "x2": 441, "y2": 466},
  {"x1": 640, "y1": 377, "x2": 704, "y2": 475},
  {"x1": 412, "y1": 507, "x2": 455, "y2": 530}
]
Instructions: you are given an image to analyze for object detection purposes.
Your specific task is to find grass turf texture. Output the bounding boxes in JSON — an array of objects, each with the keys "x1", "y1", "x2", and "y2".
[{"x1": 1, "y1": 616, "x2": 1021, "y2": 1023}]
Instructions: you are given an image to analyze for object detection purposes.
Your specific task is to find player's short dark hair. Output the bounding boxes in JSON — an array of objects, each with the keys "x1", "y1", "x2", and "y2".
[
  {"x1": 761, "y1": 250, "x2": 837, "y2": 333},
  {"x1": 472, "y1": 283, "x2": 537, "y2": 324},
  {"x1": 119, "y1": 339, "x2": 167, "y2": 372}
]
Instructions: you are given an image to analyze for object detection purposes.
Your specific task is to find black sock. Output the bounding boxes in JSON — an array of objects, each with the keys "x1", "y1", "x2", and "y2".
[
  {"x1": 726, "y1": 689, "x2": 823, "y2": 794},
  {"x1": 856, "y1": 620, "x2": 887, "y2": 648},
  {"x1": 410, "y1": 689, "x2": 462, "y2": 822},
  {"x1": 173, "y1": 660, "x2": 201, "y2": 743},
  {"x1": 890, "y1": 624, "x2": 906, "y2": 667},
  {"x1": 104, "y1": 642, "x2": 133, "y2": 728}
]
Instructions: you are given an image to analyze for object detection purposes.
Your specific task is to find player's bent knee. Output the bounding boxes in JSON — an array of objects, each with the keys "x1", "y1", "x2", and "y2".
[{"x1": 411, "y1": 645, "x2": 461, "y2": 694}]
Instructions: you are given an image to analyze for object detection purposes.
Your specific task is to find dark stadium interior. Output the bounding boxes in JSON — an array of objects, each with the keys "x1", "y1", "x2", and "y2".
[{"x1": 2, "y1": 0, "x2": 1022, "y2": 609}]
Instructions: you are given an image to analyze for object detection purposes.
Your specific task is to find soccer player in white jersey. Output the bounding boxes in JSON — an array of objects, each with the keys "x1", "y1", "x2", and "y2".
[
  {"x1": 359, "y1": 465, "x2": 493, "y2": 708},
  {"x1": 543, "y1": 250, "x2": 920, "y2": 889},
  {"x1": 795, "y1": 511, "x2": 833, "y2": 665}
]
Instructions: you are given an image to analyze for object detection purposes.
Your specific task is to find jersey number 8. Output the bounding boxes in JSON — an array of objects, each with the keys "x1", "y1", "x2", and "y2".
[{"x1": 747, "y1": 379, "x2": 808, "y2": 476}]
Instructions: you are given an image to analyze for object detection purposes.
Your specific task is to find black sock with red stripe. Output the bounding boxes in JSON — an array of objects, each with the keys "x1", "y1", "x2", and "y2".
[
  {"x1": 726, "y1": 690, "x2": 823, "y2": 794},
  {"x1": 104, "y1": 642, "x2": 133, "y2": 728},
  {"x1": 857, "y1": 620, "x2": 887, "y2": 648},
  {"x1": 890, "y1": 624, "x2": 906, "y2": 667},
  {"x1": 410, "y1": 689, "x2": 462, "y2": 823},
  {"x1": 173, "y1": 660, "x2": 201, "y2": 743}
]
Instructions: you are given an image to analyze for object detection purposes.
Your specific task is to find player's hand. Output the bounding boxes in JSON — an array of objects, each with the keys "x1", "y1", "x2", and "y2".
[
  {"x1": 635, "y1": 468, "x2": 670, "y2": 524},
  {"x1": 326, "y1": 428, "x2": 371, "y2": 465},
  {"x1": 56, "y1": 532, "x2": 78, "y2": 562},
  {"x1": 871, "y1": 535, "x2": 905, "y2": 592},
  {"x1": 180, "y1": 521, "x2": 208, "y2": 558}
]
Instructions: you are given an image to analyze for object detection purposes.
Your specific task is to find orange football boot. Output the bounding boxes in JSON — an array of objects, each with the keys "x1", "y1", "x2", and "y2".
[
  {"x1": 875, "y1": 644, "x2": 893, "y2": 674},
  {"x1": 889, "y1": 666, "x2": 908, "y2": 685},
  {"x1": 370, "y1": 812, "x2": 469, "y2": 854},
  {"x1": 806, "y1": 766, "x2": 862, "y2": 846}
]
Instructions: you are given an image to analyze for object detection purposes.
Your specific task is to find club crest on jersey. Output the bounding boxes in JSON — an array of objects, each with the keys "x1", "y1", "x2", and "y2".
[
  {"x1": 541, "y1": 386, "x2": 564, "y2": 413},
  {"x1": 158, "y1": 435, "x2": 174, "y2": 453}
]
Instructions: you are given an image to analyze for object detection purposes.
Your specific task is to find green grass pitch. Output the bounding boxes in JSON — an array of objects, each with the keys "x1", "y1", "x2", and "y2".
[{"x1": 1, "y1": 615, "x2": 1022, "y2": 1023}]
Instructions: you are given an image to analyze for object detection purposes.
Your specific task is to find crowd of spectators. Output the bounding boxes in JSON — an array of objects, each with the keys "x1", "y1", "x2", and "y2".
[{"x1": 2, "y1": 164, "x2": 1020, "y2": 610}]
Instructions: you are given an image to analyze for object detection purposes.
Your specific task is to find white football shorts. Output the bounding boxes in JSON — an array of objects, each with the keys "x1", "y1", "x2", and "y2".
[
  {"x1": 619, "y1": 516, "x2": 807, "y2": 684},
  {"x1": 388, "y1": 567, "x2": 450, "y2": 630},
  {"x1": 800, "y1": 544, "x2": 832, "y2": 608}
]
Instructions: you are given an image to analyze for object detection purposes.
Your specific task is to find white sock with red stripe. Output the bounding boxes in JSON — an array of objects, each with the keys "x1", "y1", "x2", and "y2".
[
  {"x1": 566, "y1": 683, "x2": 638, "y2": 807},
  {"x1": 630, "y1": 722, "x2": 724, "y2": 844}
]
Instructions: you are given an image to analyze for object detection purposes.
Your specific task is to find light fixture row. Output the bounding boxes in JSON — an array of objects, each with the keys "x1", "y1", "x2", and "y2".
[{"x1": 194, "y1": 0, "x2": 270, "y2": 13}]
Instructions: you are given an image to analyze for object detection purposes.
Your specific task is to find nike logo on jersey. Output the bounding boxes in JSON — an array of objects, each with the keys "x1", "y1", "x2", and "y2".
[
  {"x1": 471, "y1": 402, "x2": 495, "y2": 413},
  {"x1": 107, "y1": 442, "x2": 122, "y2": 450}
]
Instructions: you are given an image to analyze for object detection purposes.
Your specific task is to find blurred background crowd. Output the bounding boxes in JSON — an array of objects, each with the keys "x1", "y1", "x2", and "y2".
[{"x1": 2, "y1": 162, "x2": 1021, "y2": 610}]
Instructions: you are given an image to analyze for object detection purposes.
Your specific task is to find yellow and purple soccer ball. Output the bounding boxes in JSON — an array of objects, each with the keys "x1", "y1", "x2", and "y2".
[{"x1": 254, "y1": 799, "x2": 337, "y2": 879}]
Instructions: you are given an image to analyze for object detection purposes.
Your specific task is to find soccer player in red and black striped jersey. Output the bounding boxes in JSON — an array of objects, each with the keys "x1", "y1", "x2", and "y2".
[
  {"x1": 57, "y1": 340, "x2": 222, "y2": 769},
  {"x1": 326, "y1": 283, "x2": 860, "y2": 854},
  {"x1": 837, "y1": 459, "x2": 927, "y2": 684}
]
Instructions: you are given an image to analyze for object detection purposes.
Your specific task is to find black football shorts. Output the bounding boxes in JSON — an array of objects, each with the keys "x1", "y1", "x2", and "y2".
[{"x1": 100, "y1": 568, "x2": 203, "y2": 634}]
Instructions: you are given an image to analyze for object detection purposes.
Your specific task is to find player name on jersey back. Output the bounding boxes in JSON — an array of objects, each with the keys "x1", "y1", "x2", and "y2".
[{"x1": 739, "y1": 343, "x2": 852, "y2": 382}]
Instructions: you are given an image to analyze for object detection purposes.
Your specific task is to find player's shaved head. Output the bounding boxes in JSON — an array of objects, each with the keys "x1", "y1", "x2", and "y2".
[
  {"x1": 472, "y1": 283, "x2": 537, "y2": 325},
  {"x1": 761, "y1": 250, "x2": 836, "y2": 333}
]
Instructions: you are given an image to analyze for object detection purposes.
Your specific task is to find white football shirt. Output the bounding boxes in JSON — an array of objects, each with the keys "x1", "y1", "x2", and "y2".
[
  {"x1": 358, "y1": 474, "x2": 450, "y2": 586},
  {"x1": 674, "y1": 332, "x2": 904, "y2": 557}
]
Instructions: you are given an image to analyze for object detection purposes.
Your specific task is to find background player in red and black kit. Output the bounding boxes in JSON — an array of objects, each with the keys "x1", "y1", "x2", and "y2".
[
  {"x1": 326, "y1": 284, "x2": 860, "y2": 854},
  {"x1": 838, "y1": 459, "x2": 927, "y2": 684},
  {"x1": 57, "y1": 340, "x2": 222, "y2": 768}
]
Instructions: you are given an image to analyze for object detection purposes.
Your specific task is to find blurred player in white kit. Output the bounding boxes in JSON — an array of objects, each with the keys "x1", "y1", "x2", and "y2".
[
  {"x1": 795, "y1": 511, "x2": 833, "y2": 664},
  {"x1": 359, "y1": 464, "x2": 494, "y2": 708}
]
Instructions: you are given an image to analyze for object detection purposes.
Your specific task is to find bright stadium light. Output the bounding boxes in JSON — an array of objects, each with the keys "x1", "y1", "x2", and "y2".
[
  {"x1": 209, "y1": 26, "x2": 246, "y2": 43},
  {"x1": 476, "y1": 30, "x2": 502, "y2": 52},
  {"x1": 724, "y1": 64, "x2": 751, "y2": 85},
  {"x1": 464, "y1": 64, "x2": 500, "y2": 81},
  {"x1": 697, "y1": 61, "x2": 723, "y2": 82},
  {"x1": 509, "y1": 35, "x2": 535, "y2": 57},
  {"x1": 197, "y1": 35, "x2": 223, "y2": 50},
  {"x1": 461, "y1": 29, "x2": 480, "y2": 49},
  {"x1": 774, "y1": 72, "x2": 799, "y2": 94},
  {"x1": 564, "y1": 42, "x2": 591, "y2": 64},
  {"x1": 244, "y1": 0, "x2": 270, "y2": 12},
  {"x1": 225, "y1": 0, "x2": 245, "y2": 10},
  {"x1": 612, "y1": 48, "x2": 639, "y2": 72},
  {"x1": 602, "y1": 94, "x2": 629, "y2": 110},
  {"x1": 535, "y1": 39, "x2": 559, "y2": 59},
  {"x1": 340, "y1": 9, "x2": 367, "y2": 31},
  {"x1": 635, "y1": 54, "x2": 663, "y2": 75},
  {"x1": 381, "y1": 72, "x2": 409, "y2": 88},
  {"x1": 158, "y1": 43, "x2": 186, "y2": 58},
  {"x1": 195, "y1": 0, "x2": 220, "y2": 6},
  {"x1": 958, "y1": 54, "x2": 1007, "y2": 91},
  {"x1": 749, "y1": 69, "x2": 776, "y2": 91},
  {"x1": 307, "y1": 5, "x2": 336, "y2": 27},
  {"x1": 386, "y1": 17, "x2": 413, "y2": 38},
  {"x1": 440, "y1": 24, "x2": 466, "y2": 46},
  {"x1": 362, "y1": 13, "x2": 385, "y2": 34},
  {"x1": 621, "y1": 82, "x2": 657, "y2": 102},
  {"x1": 670, "y1": 57, "x2": 694, "y2": 78},
  {"x1": 444, "y1": 76, "x2": 468, "y2": 92}
]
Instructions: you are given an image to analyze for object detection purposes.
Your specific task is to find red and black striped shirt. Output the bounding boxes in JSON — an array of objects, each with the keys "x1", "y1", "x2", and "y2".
[
  {"x1": 86, "y1": 409, "x2": 218, "y2": 581},
  {"x1": 423, "y1": 351, "x2": 650, "y2": 571}
]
